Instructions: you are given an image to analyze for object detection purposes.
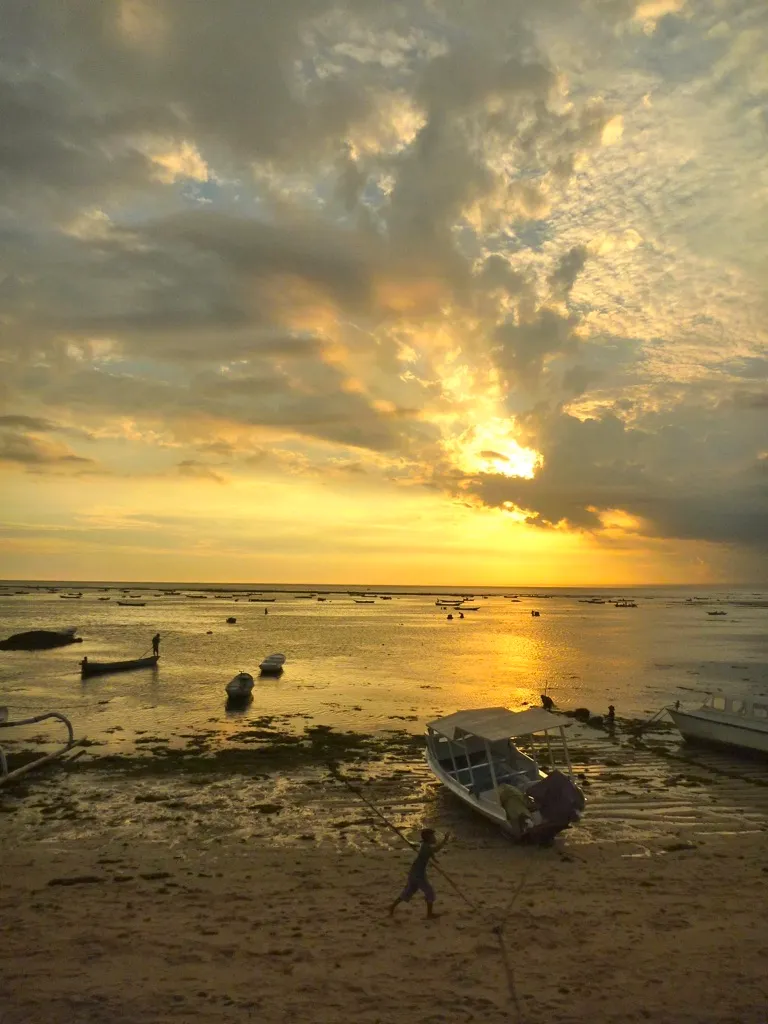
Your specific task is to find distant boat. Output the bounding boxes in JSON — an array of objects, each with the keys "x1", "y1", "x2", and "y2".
[
  {"x1": 707, "y1": 611, "x2": 727, "y2": 616},
  {"x1": 380, "y1": 595, "x2": 392, "y2": 600},
  {"x1": 531, "y1": 610, "x2": 540, "y2": 617},
  {"x1": 259, "y1": 653, "x2": 286, "y2": 675},
  {"x1": 355, "y1": 599, "x2": 375, "y2": 604},
  {"x1": 98, "y1": 597, "x2": 111, "y2": 601},
  {"x1": 226, "y1": 616, "x2": 237, "y2": 624},
  {"x1": 225, "y1": 671, "x2": 254, "y2": 699},
  {"x1": 669, "y1": 694, "x2": 768, "y2": 755},
  {"x1": 117, "y1": 600, "x2": 146, "y2": 606},
  {"x1": 249, "y1": 597, "x2": 276, "y2": 603},
  {"x1": 615, "y1": 599, "x2": 637, "y2": 608},
  {"x1": 59, "y1": 594, "x2": 82, "y2": 599},
  {"x1": 80, "y1": 655, "x2": 158, "y2": 678},
  {"x1": 188, "y1": 595, "x2": 207, "y2": 599},
  {"x1": 317, "y1": 597, "x2": 327, "y2": 602},
  {"x1": 459, "y1": 606, "x2": 480, "y2": 611}
]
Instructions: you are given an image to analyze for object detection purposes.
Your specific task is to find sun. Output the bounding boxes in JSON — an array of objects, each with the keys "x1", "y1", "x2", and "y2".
[{"x1": 445, "y1": 417, "x2": 542, "y2": 479}]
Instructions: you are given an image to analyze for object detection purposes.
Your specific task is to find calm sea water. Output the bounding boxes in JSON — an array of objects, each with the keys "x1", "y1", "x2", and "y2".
[{"x1": 1, "y1": 582, "x2": 766, "y2": 750}]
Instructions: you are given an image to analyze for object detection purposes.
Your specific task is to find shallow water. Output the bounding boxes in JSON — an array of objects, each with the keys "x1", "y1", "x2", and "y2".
[
  {"x1": 2, "y1": 582, "x2": 767, "y2": 848},
  {"x1": 2, "y1": 583, "x2": 767, "y2": 744}
]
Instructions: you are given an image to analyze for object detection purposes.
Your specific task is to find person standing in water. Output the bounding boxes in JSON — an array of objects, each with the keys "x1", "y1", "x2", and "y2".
[
  {"x1": 389, "y1": 828, "x2": 450, "y2": 919},
  {"x1": 152, "y1": 633, "x2": 160, "y2": 657}
]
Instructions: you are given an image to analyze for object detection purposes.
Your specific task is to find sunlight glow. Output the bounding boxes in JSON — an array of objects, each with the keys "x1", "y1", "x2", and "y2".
[{"x1": 447, "y1": 418, "x2": 542, "y2": 479}]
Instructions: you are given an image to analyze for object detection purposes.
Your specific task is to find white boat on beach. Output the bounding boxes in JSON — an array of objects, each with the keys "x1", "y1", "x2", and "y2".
[
  {"x1": 225, "y1": 672, "x2": 255, "y2": 699},
  {"x1": 668, "y1": 694, "x2": 768, "y2": 755},
  {"x1": 425, "y1": 707, "x2": 584, "y2": 838},
  {"x1": 259, "y1": 653, "x2": 286, "y2": 675}
]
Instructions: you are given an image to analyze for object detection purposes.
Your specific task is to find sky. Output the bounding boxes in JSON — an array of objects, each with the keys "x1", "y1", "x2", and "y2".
[{"x1": 0, "y1": 0, "x2": 766, "y2": 585}]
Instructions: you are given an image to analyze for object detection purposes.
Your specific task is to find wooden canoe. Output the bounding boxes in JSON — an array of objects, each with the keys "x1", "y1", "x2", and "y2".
[{"x1": 80, "y1": 655, "x2": 159, "y2": 678}]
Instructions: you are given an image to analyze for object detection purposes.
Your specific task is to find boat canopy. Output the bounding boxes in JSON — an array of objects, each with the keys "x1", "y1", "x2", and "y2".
[{"x1": 427, "y1": 706, "x2": 570, "y2": 742}]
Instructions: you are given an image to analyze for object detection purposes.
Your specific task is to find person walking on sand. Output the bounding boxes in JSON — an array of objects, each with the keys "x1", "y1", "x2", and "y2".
[
  {"x1": 152, "y1": 633, "x2": 160, "y2": 657},
  {"x1": 389, "y1": 828, "x2": 450, "y2": 919}
]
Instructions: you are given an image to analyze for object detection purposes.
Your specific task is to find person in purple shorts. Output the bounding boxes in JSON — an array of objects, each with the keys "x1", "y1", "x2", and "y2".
[{"x1": 388, "y1": 828, "x2": 450, "y2": 919}]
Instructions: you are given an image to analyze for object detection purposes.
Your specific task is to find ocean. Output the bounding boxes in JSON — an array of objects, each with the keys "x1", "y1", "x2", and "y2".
[{"x1": 2, "y1": 581, "x2": 767, "y2": 848}]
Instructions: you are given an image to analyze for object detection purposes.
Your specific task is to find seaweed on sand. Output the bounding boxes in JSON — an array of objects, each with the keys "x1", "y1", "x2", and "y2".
[{"x1": 67, "y1": 726, "x2": 426, "y2": 779}]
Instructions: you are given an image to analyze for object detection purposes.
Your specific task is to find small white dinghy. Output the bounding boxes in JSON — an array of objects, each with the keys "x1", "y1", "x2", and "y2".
[
  {"x1": 259, "y1": 653, "x2": 286, "y2": 675},
  {"x1": 225, "y1": 672, "x2": 255, "y2": 699}
]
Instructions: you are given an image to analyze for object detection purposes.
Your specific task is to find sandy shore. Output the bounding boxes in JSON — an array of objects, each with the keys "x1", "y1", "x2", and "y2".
[{"x1": 2, "y1": 831, "x2": 767, "y2": 1024}]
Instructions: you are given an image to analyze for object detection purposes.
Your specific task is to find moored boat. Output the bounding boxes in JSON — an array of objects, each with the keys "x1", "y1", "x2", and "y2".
[
  {"x1": 668, "y1": 694, "x2": 768, "y2": 755},
  {"x1": 425, "y1": 707, "x2": 583, "y2": 839},
  {"x1": 117, "y1": 600, "x2": 146, "y2": 606},
  {"x1": 259, "y1": 653, "x2": 286, "y2": 675},
  {"x1": 225, "y1": 671, "x2": 255, "y2": 699},
  {"x1": 80, "y1": 655, "x2": 159, "y2": 678}
]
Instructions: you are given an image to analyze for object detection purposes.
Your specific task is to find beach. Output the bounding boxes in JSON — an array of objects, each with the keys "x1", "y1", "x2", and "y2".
[
  {"x1": 3, "y1": 583, "x2": 768, "y2": 1022},
  {"x1": 3, "y1": 831, "x2": 767, "y2": 1024}
]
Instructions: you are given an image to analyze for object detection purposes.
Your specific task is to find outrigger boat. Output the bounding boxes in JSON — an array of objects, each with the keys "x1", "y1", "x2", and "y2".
[
  {"x1": 80, "y1": 655, "x2": 159, "y2": 679},
  {"x1": 425, "y1": 707, "x2": 584, "y2": 838},
  {"x1": 0, "y1": 706, "x2": 77, "y2": 787}
]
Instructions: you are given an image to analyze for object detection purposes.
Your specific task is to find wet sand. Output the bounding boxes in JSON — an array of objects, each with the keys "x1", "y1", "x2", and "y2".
[{"x1": 3, "y1": 831, "x2": 767, "y2": 1024}]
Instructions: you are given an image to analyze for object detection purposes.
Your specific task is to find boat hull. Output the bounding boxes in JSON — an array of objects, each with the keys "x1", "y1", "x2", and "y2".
[
  {"x1": 226, "y1": 673, "x2": 255, "y2": 698},
  {"x1": 81, "y1": 656, "x2": 159, "y2": 678},
  {"x1": 425, "y1": 747, "x2": 509, "y2": 828},
  {"x1": 669, "y1": 709, "x2": 768, "y2": 756}
]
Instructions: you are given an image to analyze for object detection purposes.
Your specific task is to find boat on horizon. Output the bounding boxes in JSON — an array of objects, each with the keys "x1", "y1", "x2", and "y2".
[
  {"x1": 668, "y1": 694, "x2": 768, "y2": 756},
  {"x1": 117, "y1": 600, "x2": 146, "y2": 606},
  {"x1": 80, "y1": 655, "x2": 159, "y2": 678}
]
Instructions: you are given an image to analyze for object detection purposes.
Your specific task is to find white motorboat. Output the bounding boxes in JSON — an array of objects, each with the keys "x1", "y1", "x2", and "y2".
[
  {"x1": 225, "y1": 672, "x2": 255, "y2": 699},
  {"x1": 425, "y1": 707, "x2": 583, "y2": 835},
  {"x1": 668, "y1": 694, "x2": 768, "y2": 755},
  {"x1": 259, "y1": 653, "x2": 286, "y2": 675}
]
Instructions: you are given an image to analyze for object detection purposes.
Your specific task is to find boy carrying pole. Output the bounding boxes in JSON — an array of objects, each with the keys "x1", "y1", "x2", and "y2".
[{"x1": 388, "y1": 828, "x2": 450, "y2": 920}]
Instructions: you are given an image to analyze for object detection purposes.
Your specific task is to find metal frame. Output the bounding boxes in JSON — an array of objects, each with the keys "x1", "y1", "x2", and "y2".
[{"x1": 0, "y1": 710, "x2": 75, "y2": 786}]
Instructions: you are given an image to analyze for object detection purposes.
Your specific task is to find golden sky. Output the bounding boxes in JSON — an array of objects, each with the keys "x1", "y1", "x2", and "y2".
[{"x1": 1, "y1": 0, "x2": 766, "y2": 584}]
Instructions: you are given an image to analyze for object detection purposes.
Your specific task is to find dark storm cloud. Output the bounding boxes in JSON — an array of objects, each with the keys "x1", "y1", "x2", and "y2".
[{"x1": 467, "y1": 407, "x2": 768, "y2": 549}]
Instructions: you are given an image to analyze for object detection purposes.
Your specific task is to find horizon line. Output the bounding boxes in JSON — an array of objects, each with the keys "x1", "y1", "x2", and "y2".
[{"x1": 1, "y1": 578, "x2": 763, "y2": 590}]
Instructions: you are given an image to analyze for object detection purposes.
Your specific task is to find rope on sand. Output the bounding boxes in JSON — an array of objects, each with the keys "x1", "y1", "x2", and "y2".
[
  {"x1": 326, "y1": 761, "x2": 541, "y2": 1023},
  {"x1": 326, "y1": 761, "x2": 481, "y2": 912}
]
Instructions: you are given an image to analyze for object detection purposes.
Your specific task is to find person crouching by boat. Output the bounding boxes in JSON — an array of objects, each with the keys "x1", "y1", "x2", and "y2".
[
  {"x1": 496, "y1": 783, "x2": 535, "y2": 840},
  {"x1": 152, "y1": 633, "x2": 160, "y2": 657},
  {"x1": 521, "y1": 770, "x2": 585, "y2": 847},
  {"x1": 389, "y1": 828, "x2": 450, "y2": 920}
]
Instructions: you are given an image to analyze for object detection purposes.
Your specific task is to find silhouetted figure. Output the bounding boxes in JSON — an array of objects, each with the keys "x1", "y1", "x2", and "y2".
[
  {"x1": 541, "y1": 694, "x2": 555, "y2": 711},
  {"x1": 459, "y1": 612, "x2": 464, "y2": 619},
  {"x1": 447, "y1": 613, "x2": 453, "y2": 620},
  {"x1": 389, "y1": 829, "x2": 450, "y2": 919},
  {"x1": 675, "y1": 700, "x2": 681, "y2": 711},
  {"x1": 152, "y1": 633, "x2": 160, "y2": 657},
  {"x1": 264, "y1": 607, "x2": 268, "y2": 616},
  {"x1": 607, "y1": 705, "x2": 615, "y2": 724}
]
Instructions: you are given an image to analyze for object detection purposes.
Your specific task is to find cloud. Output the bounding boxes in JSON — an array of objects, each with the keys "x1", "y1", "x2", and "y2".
[
  {"x1": 1, "y1": 0, "x2": 767, "y2": 576},
  {"x1": 177, "y1": 459, "x2": 227, "y2": 484},
  {"x1": 0, "y1": 428, "x2": 96, "y2": 472}
]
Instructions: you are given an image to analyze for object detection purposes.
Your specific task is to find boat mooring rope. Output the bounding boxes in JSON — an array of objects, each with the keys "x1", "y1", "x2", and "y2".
[{"x1": 326, "y1": 760, "x2": 543, "y2": 1023}]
